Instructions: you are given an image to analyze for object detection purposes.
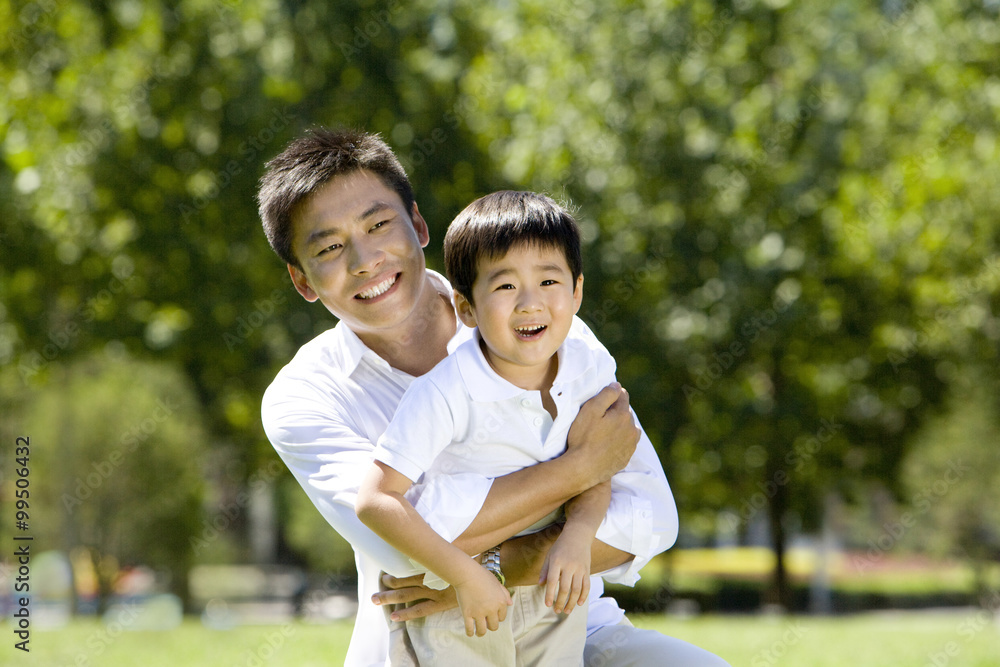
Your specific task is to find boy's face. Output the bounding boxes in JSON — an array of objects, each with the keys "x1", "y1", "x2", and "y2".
[
  {"x1": 455, "y1": 243, "x2": 583, "y2": 385},
  {"x1": 286, "y1": 169, "x2": 430, "y2": 336}
]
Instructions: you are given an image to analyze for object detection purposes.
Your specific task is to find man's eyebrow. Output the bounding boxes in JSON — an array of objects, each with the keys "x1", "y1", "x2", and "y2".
[
  {"x1": 358, "y1": 201, "x2": 394, "y2": 221},
  {"x1": 304, "y1": 202, "x2": 396, "y2": 247}
]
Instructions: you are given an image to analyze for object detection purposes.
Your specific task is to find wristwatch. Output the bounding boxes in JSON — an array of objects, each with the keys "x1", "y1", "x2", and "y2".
[{"x1": 480, "y1": 545, "x2": 505, "y2": 586}]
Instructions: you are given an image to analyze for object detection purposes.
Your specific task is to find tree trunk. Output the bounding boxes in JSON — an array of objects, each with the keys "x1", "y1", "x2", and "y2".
[{"x1": 767, "y1": 474, "x2": 791, "y2": 610}]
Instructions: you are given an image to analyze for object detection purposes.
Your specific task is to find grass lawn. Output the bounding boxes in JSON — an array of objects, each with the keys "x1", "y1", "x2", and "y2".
[{"x1": 7, "y1": 610, "x2": 999, "y2": 666}]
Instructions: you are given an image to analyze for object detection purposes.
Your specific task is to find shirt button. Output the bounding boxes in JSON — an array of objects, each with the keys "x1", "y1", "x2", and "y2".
[
  {"x1": 520, "y1": 398, "x2": 531, "y2": 407},
  {"x1": 533, "y1": 417, "x2": 543, "y2": 426}
]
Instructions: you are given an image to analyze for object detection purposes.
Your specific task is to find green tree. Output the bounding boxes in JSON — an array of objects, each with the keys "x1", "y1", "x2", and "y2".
[
  {"x1": 0, "y1": 353, "x2": 205, "y2": 609},
  {"x1": 442, "y1": 0, "x2": 1000, "y2": 606}
]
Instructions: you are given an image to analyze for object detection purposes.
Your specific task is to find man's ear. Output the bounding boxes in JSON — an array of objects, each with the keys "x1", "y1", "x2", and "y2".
[
  {"x1": 572, "y1": 274, "x2": 584, "y2": 314},
  {"x1": 410, "y1": 201, "x2": 430, "y2": 248},
  {"x1": 454, "y1": 290, "x2": 478, "y2": 328},
  {"x1": 288, "y1": 264, "x2": 319, "y2": 302}
]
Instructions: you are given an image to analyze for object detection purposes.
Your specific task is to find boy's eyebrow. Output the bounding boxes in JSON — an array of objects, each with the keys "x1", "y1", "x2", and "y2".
[{"x1": 484, "y1": 262, "x2": 566, "y2": 282}]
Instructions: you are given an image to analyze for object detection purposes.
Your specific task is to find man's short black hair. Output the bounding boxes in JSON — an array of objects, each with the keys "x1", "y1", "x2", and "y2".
[
  {"x1": 444, "y1": 191, "x2": 582, "y2": 304},
  {"x1": 257, "y1": 127, "x2": 414, "y2": 268}
]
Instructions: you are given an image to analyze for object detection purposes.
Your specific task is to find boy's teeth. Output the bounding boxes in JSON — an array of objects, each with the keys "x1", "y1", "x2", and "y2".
[
  {"x1": 358, "y1": 275, "x2": 396, "y2": 299},
  {"x1": 515, "y1": 325, "x2": 545, "y2": 334}
]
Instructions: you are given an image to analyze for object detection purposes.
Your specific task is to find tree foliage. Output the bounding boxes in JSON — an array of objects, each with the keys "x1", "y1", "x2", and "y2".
[{"x1": 2, "y1": 0, "x2": 998, "y2": 605}]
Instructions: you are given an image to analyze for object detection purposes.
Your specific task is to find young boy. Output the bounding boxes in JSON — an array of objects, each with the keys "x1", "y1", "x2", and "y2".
[{"x1": 356, "y1": 191, "x2": 627, "y2": 665}]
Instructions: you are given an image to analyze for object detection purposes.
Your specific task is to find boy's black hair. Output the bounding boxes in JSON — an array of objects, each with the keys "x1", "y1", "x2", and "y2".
[
  {"x1": 257, "y1": 127, "x2": 414, "y2": 268},
  {"x1": 444, "y1": 191, "x2": 582, "y2": 304}
]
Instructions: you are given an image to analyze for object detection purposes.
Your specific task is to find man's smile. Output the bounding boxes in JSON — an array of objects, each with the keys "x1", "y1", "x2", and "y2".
[{"x1": 356, "y1": 273, "x2": 399, "y2": 300}]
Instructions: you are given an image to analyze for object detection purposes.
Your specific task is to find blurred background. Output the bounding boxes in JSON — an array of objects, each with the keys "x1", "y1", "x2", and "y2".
[{"x1": 2, "y1": 0, "x2": 999, "y2": 663}]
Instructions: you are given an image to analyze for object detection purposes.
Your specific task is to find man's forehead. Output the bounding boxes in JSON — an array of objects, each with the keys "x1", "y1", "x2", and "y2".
[{"x1": 292, "y1": 170, "x2": 406, "y2": 243}]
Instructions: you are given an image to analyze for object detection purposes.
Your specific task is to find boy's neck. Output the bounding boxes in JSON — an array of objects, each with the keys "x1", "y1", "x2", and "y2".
[
  {"x1": 356, "y1": 277, "x2": 456, "y2": 377},
  {"x1": 481, "y1": 340, "x2": 560, "y2": 418}
]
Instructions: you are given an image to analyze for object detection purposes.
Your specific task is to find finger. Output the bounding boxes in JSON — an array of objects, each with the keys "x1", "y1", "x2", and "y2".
[
  {"x1": 578, "y1": 576, "x2": 591, "y2": 607},
  {"x1": 389, "y1": 597, "x2": 451, "y2": 622},
  {"x1": 487, "y1": 612, "x2": 499, "y2": 632},
  {"x1": 499, "y1": 600, "x2": 509, "y2": 623},
  {"x1": 476, "y1": 617, "x2": 487, "y2": 637},
  {"x1": 465, "y1": 616, "x2": 476, "y2": 638},
  {"x1": 554, "y1": 571, "x2": 574, "y2": 614},
  {"x1": 544, "y1": 565, "x2": 560, "y2": 606},
  {"x1": 381, "y1": 572, "x2": 425, "y2": 589},
  {"x1": 372, "y1": 586, "x2": 424, "y2": 606},
  {"x1": 588, "y1": 382, "x2": 624, "y2": 415},
  {"x1": 538, "y1": 558, "x2": 549, "y2": 586}
]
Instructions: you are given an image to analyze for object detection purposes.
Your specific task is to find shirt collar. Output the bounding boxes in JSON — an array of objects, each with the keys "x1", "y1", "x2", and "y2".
[{"x1": 455, "y1": 330, "x2": 593, "y2": 402}]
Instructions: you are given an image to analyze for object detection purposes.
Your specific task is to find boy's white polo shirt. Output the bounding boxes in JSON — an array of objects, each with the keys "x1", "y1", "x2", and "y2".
[{"x1": 374, "y1": 332, "x2": 618, "y2": 541}]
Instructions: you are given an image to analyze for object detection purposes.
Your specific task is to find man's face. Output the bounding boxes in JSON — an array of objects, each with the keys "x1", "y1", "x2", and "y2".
[
  {"x1": 287, "y1": 170, "x2": 430, "y2": 336},
  {"x1": 455, "y1": 242, "x2": 583, "y2": 385}
]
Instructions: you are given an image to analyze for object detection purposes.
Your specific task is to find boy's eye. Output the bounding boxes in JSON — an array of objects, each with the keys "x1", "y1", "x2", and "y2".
[
  {"x1": 496, "y1": 283, "x2": 515, "y2": 291},
  {"x1": 540, "y1": 279, "x2": 558, "y2": 286}
]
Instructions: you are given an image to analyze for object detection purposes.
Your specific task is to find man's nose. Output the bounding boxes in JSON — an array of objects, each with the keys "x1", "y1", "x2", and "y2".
[{"x1": 349, "y1": 236, "x2": 386, "y2": 275}]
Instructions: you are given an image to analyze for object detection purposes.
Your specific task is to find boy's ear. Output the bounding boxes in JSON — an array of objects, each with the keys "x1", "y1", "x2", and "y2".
[
  {"x1": 572, "y1": 274, "x2": 584, "y2": 314},
  {"x1": 454, "y1": 290, "x2": 478, "y2": 328},
  {"x1": 288, "y1": 264, "x2": 319, "y2": 302}
]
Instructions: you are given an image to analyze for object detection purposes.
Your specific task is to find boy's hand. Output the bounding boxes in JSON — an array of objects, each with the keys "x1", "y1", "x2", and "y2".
[
  {"x1": 538, "y1": 525, "x2": 592, "y2": 615},
  {"x1": 453, "y1": 565, "x2": 513, "y2": 637},
  {"x1": 567, "y1": 383, "x2": 638, "y2": 485}
]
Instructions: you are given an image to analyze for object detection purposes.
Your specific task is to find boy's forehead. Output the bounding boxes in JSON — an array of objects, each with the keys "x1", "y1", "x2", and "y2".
[{"x1": 478, "y1": 241, "x2": 571, "y2": 274}]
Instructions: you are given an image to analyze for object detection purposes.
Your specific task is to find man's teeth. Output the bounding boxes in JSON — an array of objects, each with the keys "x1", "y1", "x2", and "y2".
[{"x1": 357, "y1": 275, "x2": 396, "y2": 299}]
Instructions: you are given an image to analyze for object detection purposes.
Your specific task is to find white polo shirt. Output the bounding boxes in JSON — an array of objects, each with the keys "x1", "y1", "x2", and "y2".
[{"x1": 262, "y1": 270, "x2": 678, "y2": 667}]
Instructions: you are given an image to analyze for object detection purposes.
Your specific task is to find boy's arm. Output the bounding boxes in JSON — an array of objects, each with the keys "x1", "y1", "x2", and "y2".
[
  {"x1": 356, "y1": 460, "x2": 512, "y2": 636},
  {"x1": 539, "y1": 481, "x2": 612, "y2": 613}
]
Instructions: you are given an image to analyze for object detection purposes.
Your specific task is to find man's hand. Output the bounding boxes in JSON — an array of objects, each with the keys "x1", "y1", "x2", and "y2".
[
  {"x1": 372, "y1": 573, "x2": 458, "y2": 622},
  {"x1": 566, "y1": 382, "x2": 639, "y2": 487}
]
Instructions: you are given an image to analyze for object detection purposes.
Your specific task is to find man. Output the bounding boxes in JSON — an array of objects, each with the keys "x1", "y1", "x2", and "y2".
[{"x1": 258, "y1": 127, "x2": 729, "y2": 666}]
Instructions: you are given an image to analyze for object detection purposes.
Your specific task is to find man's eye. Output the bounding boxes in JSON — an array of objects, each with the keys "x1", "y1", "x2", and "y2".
[
  {"x1": 371, "y1": 220, "x2": 391, "y2": 231},
  {"x1": 318, "y1": 244, "x2": 342, "y2": 256}
]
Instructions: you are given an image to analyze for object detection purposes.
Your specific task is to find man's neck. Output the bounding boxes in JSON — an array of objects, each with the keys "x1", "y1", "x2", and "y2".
[{"x1": 356, "y1": 276, "x2": 456, "y2": 376}]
